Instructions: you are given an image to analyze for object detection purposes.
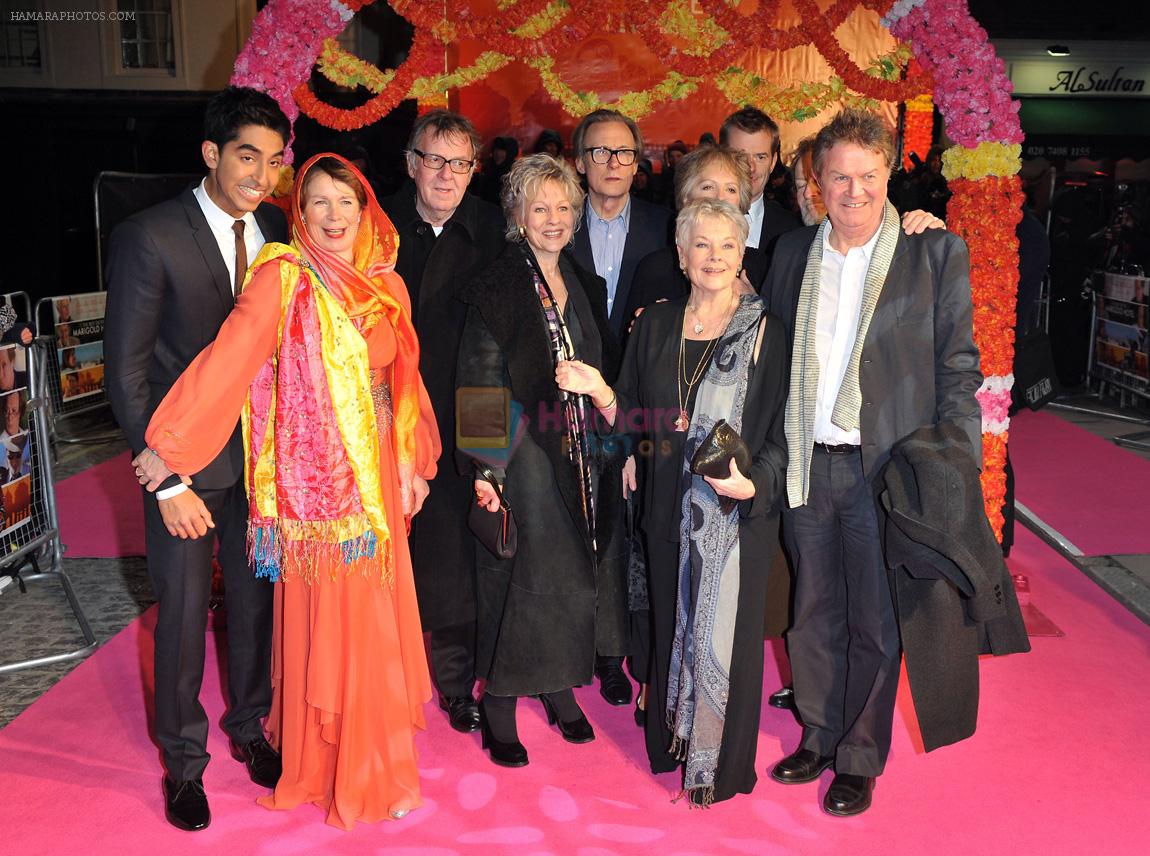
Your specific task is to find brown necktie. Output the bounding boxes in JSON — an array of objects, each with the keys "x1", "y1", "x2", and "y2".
[{"x1": 232, "y1": 219, "x2": 247, "y2": 296}]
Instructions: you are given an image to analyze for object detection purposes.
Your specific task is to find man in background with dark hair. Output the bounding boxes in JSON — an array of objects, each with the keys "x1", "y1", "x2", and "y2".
[
  {"x1": 384, "y1": 109, "x2": 505, "y2": 737},
  {"x1": 106, "y1": 86, "x2": 290, "y2": 832},
  {"x1": 720, "y1": 107, "x2": 801, "y2": 264}
]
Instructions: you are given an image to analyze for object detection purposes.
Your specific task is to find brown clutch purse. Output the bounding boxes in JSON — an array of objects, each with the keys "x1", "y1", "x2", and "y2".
[{"x1": 690, "y1": 419, "x2": 752, "y2": 479}]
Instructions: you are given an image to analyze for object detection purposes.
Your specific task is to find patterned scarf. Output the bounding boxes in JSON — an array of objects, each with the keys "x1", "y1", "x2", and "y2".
[
  {"x1": 243, "y1": 154, "x2": 422, "y2": 586},
  {"x1": 523, "y1": 247, "x2": 597, "y2": 548},
  {"x1": 666, "y1": 293, "x2": 764, "y2": 805},
  {"x1": 785, "y1": 200, "x2": 901, "y2": 508}
]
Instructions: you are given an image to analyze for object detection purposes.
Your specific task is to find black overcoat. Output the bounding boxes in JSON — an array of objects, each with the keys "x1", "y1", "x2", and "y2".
[
  {"x1": 384, "y1": 186, "x2": 506, "y2": 630},
  {"x1": 456, "y1": 244, "x2": 628, "y2": 696}
]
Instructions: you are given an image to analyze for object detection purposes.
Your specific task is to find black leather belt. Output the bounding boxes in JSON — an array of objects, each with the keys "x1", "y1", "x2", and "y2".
[{"x1": 814, "y1": 442, "x2": 861, "y2": 455}]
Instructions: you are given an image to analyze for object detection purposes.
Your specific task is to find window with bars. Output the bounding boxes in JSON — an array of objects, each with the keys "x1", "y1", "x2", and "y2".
[
  {"x1": 0, "y1": 1, "x2": 41, "y2": 69},
  {"x1": 117, "y1": 0, "x2": 175, "y2": 71}
]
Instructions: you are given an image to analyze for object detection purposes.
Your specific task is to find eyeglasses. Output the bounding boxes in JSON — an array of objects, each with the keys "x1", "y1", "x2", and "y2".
[
  {"x1": 582, "y1": 146, "x2": 638, "y2": 166},
  {"x1": 410, "y1": 148, "x2": 475, "y2": 174}
]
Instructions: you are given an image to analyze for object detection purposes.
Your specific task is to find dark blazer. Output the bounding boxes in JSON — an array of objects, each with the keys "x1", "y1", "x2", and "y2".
[
  {"x1": 881, "y1": 422, "x2": 1029, "y2": 752},
  {"x1": 571, "y1": 196, "x2": 671, "y2": 336},
  {"x1": 751, "y1": 197, "x2": 802, "y2": 264},
  {"x1": 104, "y1": 186, "x2": 288, "y2": 490},
  {"x1": 764, "y1": 225, "x2": 983, "y2": 482},
  {"x1": 383, "y1": 185, "x2": 506, "y2": 631}
]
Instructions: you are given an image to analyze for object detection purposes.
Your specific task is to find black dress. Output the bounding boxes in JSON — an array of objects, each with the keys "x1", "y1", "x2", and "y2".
[{"x1": 613, "y1": 296, "x2": 789, "y2": 802}]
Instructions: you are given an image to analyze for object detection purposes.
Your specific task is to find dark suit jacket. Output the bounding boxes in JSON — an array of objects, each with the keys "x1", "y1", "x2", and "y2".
[
  {"x1": 571, "y1": 196, "x2": 670, "y2": 336},
  {"x1": 104, "y1": 185, "x2": 288, "y2": 491},
  {"x1": 765, "y1": 224, "x2": 983, "y2": 483},
  {"x1": 750, "y1": 197, "x2": 802, "y2": 268}
]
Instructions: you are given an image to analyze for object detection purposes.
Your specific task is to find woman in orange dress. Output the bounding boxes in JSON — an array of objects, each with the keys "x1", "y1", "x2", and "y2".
[{"x1": 144, "y1": 154, "x2": 440, "y2": 829}]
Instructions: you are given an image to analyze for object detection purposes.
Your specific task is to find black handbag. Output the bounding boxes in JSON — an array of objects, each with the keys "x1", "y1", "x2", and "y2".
[
  {"x1": 690, "y1": 419, "x2": 752, "y2": 478},
  {"x1": 468, "y1": 465, "x2": 518, "y2": 559},
  {"x1": 690, "y1": 419, "x2": 752, "y2": 514},
  {"x1": 1011, "y1": 330, "x2": 1059, "y2": 411}
]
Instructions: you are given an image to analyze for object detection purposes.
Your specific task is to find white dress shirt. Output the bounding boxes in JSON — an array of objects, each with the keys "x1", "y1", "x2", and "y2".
[
  {"x1": 745, "y1": 195, "x2": 764, "y2": 249},
  {"x1": 157, "y1": 181, "x2": 269, "y2": 501},
  {"x1": 812, "y1": 223, "x2": 882, "y2": 446}
]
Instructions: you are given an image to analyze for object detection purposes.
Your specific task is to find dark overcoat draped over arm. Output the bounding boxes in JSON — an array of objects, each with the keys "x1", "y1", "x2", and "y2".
[
  {"x1": 384, "y1": 186, "x2": 507, "y2": 631},
  {"x1": 455, "y1": 244, "x2": 628, "y2": 694}
]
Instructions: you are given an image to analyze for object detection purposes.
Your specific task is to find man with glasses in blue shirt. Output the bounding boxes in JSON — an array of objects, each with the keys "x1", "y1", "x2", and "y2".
[
  {"x1": 571, "y1": 109, "x2": 671, "y2": 343},
  {"x1": 384, "y1": 110, "x2": 506, "y2": 738},
  {"x1": 569, "y1": 109, "x2": 670, "y2": 710}
]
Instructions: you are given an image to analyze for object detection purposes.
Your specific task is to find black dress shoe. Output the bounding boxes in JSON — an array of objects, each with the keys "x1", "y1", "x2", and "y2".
[
  {"x1": 163, "y1": 777, "x2": 210, "y2": 831},
  {"x1": 439, "y1": 695, "x2": 482, "y2": 733},
  {"x1": 823, "y1": 773, "x2": 875, "y2": 816},
  {"x1": 539, "y1": 695, "x2": 595, "y2": 744},
  {"x1": 768, "y1": 685, "x2": 796, "y2": 710},
  {"x1": 595, "y1": 663, "x2": 633, "y2": 706},
  {"x1": 230, "y1": 736, "x2": 282, "y2": 789},
  {"x1": 478, "y1": 700, "x2": 528, "y2": 767},
  {"x1": 770, "y1": 748, "x2": 834, "y2": 784}
]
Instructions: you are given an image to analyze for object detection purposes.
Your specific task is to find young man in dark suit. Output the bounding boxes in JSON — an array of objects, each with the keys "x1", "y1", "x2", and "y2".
[
  {"x1": 105, "y1": 87, "x2": 290, "y2": 832},
  {"x1": 383, "y1": 110, "x2": 505, "y2": 737},
  {"x1": 764, "y1": 109, "x2": 982, "y2": 817},
  {"x1": 569, "y1": 108, "x2": 671, "y2": 706}
]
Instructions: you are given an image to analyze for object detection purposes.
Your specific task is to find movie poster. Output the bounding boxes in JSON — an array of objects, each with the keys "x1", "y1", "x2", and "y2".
[
  {"x1": 53, "y1": 293, "x2": 107, "y2": 402},
  {"x1": 0, "y1": 377, "x2": 31, "y2": 538}
]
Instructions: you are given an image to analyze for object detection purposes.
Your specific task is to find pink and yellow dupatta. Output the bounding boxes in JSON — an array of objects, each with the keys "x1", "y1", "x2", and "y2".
[{"x1": 243, "y1": 154, "x2": 423, "y2": 586}]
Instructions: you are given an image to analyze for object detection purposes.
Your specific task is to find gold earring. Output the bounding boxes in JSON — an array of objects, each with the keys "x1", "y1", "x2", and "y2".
[{"x1": 518, "y1": 224, "x2": 527, "y2": 240}]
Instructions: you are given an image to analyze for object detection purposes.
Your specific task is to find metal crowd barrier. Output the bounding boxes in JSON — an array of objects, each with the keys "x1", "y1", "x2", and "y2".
[
  {"x1": 34, "y1": 295, "x2": 119, "y2": 445},
  {"x1": 0, "y1": 338, "x2": 97, "y2": 674}
]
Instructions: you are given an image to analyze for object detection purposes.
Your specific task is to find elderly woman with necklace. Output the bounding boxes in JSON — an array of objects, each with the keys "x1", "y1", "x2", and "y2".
[{"x1": 558, "y1": 198, "x2": 788, "y2": 804}]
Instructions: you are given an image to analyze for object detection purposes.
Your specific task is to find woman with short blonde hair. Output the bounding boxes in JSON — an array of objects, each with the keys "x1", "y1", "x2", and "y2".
[{"x1": 457, "y1": 153, "x2": 628, "y2": 767}]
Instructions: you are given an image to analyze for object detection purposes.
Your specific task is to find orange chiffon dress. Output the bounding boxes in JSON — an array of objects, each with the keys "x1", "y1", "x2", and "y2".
[{"x1": 146, "y1": 260, "x2": 436, "y2": 829}]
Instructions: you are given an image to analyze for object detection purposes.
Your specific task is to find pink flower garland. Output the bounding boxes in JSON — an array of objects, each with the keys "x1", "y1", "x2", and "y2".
[
  {"x1": 230, "y1": 0, "x2": 359, "y2": 161},
  {"x1": 888, "y1": 0, "x2": 1022, "y2": 146}
]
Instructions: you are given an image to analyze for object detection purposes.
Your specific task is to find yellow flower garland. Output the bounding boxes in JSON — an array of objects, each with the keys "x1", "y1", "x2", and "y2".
[
  {"x1": 526, "y1": 56, "x2": 699, "y2": 119},
  {"x1": 941, "y1": 141, "x2": 1022, "y2": 181}
]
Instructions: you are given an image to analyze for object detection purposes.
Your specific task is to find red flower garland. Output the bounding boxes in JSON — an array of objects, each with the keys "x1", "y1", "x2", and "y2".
[
  {"x1": 294, "y1": 27, "x2": 440, "y2": 131},
  {"x1": 946, "y1": 175, "x2": 1024, "y2": 378}
]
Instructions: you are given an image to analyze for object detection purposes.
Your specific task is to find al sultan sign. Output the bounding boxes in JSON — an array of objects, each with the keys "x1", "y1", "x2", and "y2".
[{"x1": 1010, "y1": 61, "x2": 1150, "y2": 97}]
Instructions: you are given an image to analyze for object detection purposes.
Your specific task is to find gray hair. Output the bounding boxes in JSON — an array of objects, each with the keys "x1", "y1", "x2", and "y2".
[
  {"x1": 674, "y1": 198, "x2": 749, "y2": 257},
  {"x1": 404, "y1": 109, "x2": 483, "y2": 168},
  {"x1": 500, "y1": 153, "x2": 586, "y2": 243},
  {"x1": 811, "y1": 108, "x2": 895, "y2": 177},
  {"x1": 673, "y1": 145, "x2": 753, "y2": 212}
]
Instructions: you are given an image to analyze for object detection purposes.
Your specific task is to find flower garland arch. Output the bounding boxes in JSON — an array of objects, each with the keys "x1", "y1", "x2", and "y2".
[{"x1": 232, "y1": 0, "x2": 1023, "y2": 538}]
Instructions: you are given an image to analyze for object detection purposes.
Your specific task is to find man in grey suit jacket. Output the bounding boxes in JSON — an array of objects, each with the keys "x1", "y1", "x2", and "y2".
[
  {"x1": 764, "y1": 109, "x2": 982, "y2": 817},
  {"x1": 105, "y1": 88, "x2": 290, "y2": 832}
]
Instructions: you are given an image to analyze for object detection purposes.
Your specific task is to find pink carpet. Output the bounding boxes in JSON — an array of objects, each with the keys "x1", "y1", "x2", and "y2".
[
  {"x1": 1009, "y1": 409, "x2": 1150, "y2": 556},
  {"x1": 55, "y1": 451, "x2": 144, "y2": 557},
  {"x1": 2, "y1": 527, "x2": 1146, "y2": 855}
]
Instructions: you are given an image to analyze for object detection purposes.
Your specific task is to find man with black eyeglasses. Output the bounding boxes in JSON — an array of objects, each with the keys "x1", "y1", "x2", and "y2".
[
  {"x1": 569, "y1": 109, "x2": 670, "y2": 710},
  {"x1": 383, "y1": 110, "x2": 505, "y2": 738},
  {"x1": 571, "y1": 109, "x2": 672, "y2": 343}
]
